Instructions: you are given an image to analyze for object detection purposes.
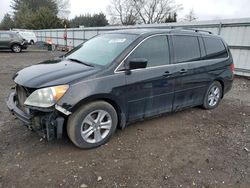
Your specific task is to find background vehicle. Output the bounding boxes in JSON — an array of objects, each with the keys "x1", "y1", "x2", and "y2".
[
  {"x1": 0, "y1": 31, "x2": 28, "y2": 53},
  {"x1": 6, "y1": 29, "x2": 234, "y2": 148},
  {"x1": 15, "y1": 30, "x2": 37, "y2": 45}
]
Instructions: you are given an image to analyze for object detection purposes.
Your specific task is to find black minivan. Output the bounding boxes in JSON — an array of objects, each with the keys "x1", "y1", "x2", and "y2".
[{"x1": 6, "y1": 29, "x2": 234, "y2": 148}]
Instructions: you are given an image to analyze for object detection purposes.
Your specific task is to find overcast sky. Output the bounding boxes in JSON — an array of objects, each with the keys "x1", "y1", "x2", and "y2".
[{"x1": 0, "y1": 0, "x2": 250, "y2": 22}]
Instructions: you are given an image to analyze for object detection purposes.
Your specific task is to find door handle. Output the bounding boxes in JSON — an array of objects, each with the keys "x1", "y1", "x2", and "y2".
[
  {"x1": 163, "y1": 71, "x2": 172, "y2": 77},
  {"x1": 179, "y1": 69, "x2": 188, "y2": 74}
]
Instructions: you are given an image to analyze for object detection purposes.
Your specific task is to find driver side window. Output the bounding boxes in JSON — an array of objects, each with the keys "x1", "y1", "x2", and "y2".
[{"x1": 127, "y1": 35, "x2": 170, "y2": 68}]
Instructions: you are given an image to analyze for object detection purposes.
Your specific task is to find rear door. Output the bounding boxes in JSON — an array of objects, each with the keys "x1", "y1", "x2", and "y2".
[
  {"x1": 0, "y1": 33, "x2": 12, "y2": 48},
  {"x1": 170, "y1": 34, "x2": 209, "y2": 111},
  {"x1": 122, "y1": 35, "x2": 176, "y2": 121}
]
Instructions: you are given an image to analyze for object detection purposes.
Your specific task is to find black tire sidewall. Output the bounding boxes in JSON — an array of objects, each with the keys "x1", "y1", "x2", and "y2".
[
  {"x1": 67, "y1": 101, "x2": 118, "y2": 149},
  {"x1": 203, "y1": 81, "x2": 222, "y2": 109}
]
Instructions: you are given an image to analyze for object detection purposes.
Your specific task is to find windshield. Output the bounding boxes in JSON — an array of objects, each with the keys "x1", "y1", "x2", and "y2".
[{"x1": 66, "y1": 33, "x2": 137, "y2": 66}]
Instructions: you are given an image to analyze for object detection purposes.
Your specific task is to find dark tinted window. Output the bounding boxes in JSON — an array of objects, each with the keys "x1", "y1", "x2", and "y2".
[
  {"x1": 203, "y1": 37, "x2": 228, "y2": 59},
  {"x1": 128, "y1": 35, "x2": 170, "y2": 67},
  {"x1": 173, "y1": 35, "x2": 201, "y2": 63}
]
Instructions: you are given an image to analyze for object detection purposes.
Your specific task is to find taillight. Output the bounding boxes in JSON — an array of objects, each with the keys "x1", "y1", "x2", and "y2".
[{"x1": 230, "y1": 63, "x2": 235, "y2": 73}]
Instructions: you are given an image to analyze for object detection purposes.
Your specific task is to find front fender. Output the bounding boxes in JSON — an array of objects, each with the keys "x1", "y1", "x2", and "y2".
[{"x1": 57, "y1": 73, "x2": 127, "y2": 123}]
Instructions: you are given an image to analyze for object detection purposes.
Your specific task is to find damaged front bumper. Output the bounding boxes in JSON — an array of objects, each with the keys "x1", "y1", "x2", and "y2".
[{"x1": 6, "y1": 92, "x2": 67, "y2": 141}]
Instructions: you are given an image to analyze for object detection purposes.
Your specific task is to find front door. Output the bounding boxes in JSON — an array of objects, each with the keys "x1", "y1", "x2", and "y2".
[{"x1": 120, "y1": 35, "x2": 175, "y2": 121}]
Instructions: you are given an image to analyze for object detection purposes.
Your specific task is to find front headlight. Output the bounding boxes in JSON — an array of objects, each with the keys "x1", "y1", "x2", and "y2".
[{"x1": 24, "y1": 85, "x2": 69, "y2": 108}]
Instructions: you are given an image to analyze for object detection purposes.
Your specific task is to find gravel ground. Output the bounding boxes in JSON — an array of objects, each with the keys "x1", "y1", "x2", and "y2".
[{"x1": 0, "y1": 48, "x2": 250, "y2": 188}]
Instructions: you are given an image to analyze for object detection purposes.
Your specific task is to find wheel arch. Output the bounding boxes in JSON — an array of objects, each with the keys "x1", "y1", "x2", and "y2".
[
  {"x1": 10, "y1": 42, "x2": 21, "y2": 49},
  {"x1": 214, "y1": 79, "x2": 225, "y2": 98},
  {"x1": 70, "y1": 94, "x2": 127, "y2": 129}
]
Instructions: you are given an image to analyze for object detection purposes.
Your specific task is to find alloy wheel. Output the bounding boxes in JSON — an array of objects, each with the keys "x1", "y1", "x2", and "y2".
[
  {"x1": 81, "y1": 110, "x2": 112, "y2": 143},
  {"x1": 13, "y1": 45, "x2": 21, "y2": 53},
  {"x1": 208, "y1": 86, "x2": 220, "y2": 107}
]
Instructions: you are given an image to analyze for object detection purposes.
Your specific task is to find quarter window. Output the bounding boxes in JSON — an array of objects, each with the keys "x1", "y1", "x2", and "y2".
[
  {"x1": 173, "y1": 35, "x2": 201, "y2": 63},
  {"x1": 203, "y1": 37, "x2": 228, "y2": 59},
  {"x1": 128, "y1": 35, "x2": 170, "y2": 67}
]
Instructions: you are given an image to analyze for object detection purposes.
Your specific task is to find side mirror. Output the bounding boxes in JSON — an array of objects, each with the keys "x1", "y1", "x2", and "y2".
[{"x1": 125, "y1": 58, "x2": 148, "y2": 72}]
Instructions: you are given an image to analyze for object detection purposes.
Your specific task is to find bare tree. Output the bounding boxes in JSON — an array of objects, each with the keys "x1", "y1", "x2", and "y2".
[
  {"x1": 107, "y1": 0, "x2": 182, "y2": 25},
  {"x1": 107, "y1": 0, "x2": 138, "y2": 25},
  {"x1": 184, "y1": 8, "x2": 198, "y2": 22},
  {"x1": 133, "y1": 0, "x2": 182, "y2": 24},
  {"x1": 56, "y1": 0, "x2": 71, "y2": 19}
]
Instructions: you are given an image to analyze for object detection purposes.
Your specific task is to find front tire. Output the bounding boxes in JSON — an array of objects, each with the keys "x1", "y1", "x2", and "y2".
[
  {"x1": 67, "y1": 101, "x2": 118, "y2": 149},
  {"x1": 11, "y1": 44, "x2": 22, "y2": 53},
  {"x1": 202, "y1": 81, "x2": 222, "y2": 109}
]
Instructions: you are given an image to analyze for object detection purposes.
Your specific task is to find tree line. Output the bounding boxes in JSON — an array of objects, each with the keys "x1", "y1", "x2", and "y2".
[{"x1": 0, "y1": 0, "x2": 197, "y2": 30}]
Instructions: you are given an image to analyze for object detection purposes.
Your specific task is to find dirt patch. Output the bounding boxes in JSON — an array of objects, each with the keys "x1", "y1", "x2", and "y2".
[{"x1": 0, "y1": 48, "x2": 250, "y2": 188}]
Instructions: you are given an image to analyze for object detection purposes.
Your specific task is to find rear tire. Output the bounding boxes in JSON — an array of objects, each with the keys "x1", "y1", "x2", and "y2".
[
  {"x1": 67, "y1": 101, "x2": 118, "y2": 149},
  {"x1": 202, "y1": 81, "x2": 222, "y2": 109},
  {"x1": 11, "y1": 44, "x2": 22, "y2": 53}
]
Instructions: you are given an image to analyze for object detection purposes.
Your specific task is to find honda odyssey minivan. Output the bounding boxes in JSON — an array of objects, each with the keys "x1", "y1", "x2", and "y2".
[{"x1": 6, "y1": 29, "x2": 234, "y2": 148}]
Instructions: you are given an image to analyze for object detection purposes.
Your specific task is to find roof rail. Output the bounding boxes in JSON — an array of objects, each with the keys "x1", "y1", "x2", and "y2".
[{"x1": 170, "y1": 27, "x2": 213, "y2": 34}]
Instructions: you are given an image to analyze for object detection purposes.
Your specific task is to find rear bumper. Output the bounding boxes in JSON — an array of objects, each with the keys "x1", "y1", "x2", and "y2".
[
  {"x1": 6, "y1": 92, "x2": 32, "y2": 124},
  {"x1": 223, "y1": 75, "x2": 234, "y2": 95},
  {"x1": 6, "y1": 92, "x2": 65, "y2": 140}
]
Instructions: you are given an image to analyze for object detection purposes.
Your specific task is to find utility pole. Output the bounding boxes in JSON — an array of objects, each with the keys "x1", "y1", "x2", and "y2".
[{"x1": 63, "y1": 20, "x2": 68, "y2": 51}]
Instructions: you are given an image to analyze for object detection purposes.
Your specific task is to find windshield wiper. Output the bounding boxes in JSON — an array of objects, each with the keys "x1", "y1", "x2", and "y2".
[{"x1": 67, "y1": 58, "x2": 94, "y2": 67}]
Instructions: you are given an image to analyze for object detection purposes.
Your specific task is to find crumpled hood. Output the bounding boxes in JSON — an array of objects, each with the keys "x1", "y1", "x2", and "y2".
[{"x1": 13, "y1": 59, "x2": 99, "y2": 88}]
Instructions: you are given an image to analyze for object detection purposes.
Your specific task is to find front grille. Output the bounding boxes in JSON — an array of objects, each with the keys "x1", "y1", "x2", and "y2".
[{"x1": 16, "y1": 85, "x2": 30, "y2": 114}]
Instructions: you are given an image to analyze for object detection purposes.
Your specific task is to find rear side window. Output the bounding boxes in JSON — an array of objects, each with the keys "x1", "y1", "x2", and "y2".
[
  {"x1": 203, "y1": 37, "x2": 228, "y2": 59},
  {"x1": 128, "y1": 35, "x2": 170, "y2": 67},
  {"x1": 0, "y1": 33, "x2": 11, "y2": 39},
  {"x1": 173, "y1": 35, "x2": 201, "y2": 63}
]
